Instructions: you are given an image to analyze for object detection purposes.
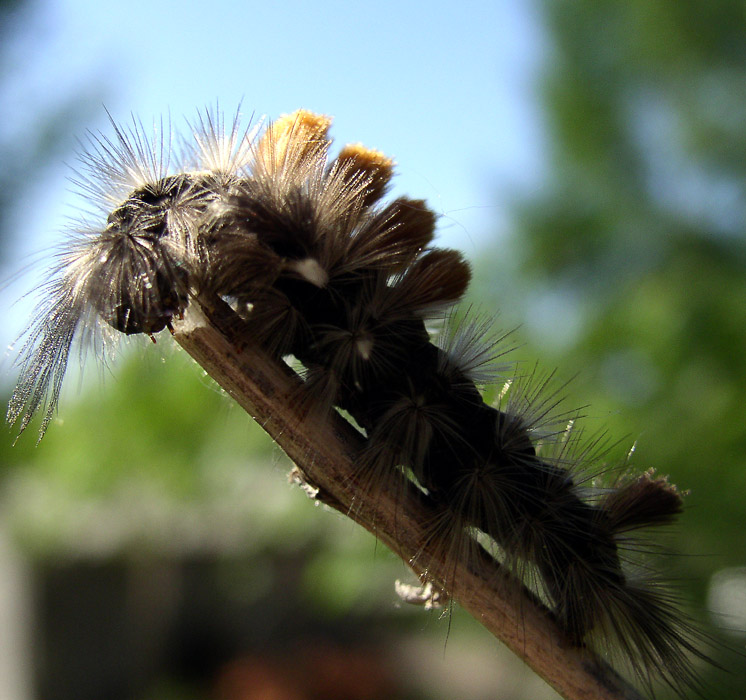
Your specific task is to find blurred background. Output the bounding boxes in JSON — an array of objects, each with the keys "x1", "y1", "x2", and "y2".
[{"x1": 1, "y1": 0, "x2": 745, "y2": 698}]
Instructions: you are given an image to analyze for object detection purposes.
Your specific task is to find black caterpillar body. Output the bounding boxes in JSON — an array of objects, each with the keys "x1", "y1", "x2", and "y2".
[{"x1": 7, "y1": 109, "x2": 711, "y2": 696}]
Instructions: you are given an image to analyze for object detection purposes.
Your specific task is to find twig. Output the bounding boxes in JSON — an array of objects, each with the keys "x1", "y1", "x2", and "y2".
[{"x1": 171, "y1": 295, "x2": 646, "y2": 700}]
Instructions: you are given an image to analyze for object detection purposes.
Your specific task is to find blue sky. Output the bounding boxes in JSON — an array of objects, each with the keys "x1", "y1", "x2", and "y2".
[{"x1": 1, "y1": 0, "x2": 546, "y2": 359}]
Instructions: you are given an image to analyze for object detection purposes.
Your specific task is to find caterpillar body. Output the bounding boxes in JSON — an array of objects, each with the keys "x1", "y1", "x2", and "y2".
[{"x1": 7, "y1": 108, "x2": 712, "y2": 697}]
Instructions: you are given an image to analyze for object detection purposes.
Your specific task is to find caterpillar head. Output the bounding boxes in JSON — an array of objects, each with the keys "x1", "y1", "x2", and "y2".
[
  {"x1": 7, "y1": 107, "x2": 253, "y2": 439},
  {"x1": 94, "y1": 173, "x2": 203, "y2": 335}
]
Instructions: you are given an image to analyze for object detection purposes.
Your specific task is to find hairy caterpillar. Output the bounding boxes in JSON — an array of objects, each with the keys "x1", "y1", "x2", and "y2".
[{"x1": 7, "y1": 108, "x2": 714, "y2": 697}]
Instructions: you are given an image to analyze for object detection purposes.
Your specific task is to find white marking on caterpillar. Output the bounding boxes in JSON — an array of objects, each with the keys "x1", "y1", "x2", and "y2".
[
  {"x1": 288, "y1": 257, "x2": 329, "y2": 287},
  {"x1": 355, "y1": 335, "x2": 373, "y2": 361}
]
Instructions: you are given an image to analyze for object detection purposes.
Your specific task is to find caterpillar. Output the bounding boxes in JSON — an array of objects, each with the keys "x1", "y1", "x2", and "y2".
[{"x1": 7, "y1": 107, "x2": 714, "y2": 697}]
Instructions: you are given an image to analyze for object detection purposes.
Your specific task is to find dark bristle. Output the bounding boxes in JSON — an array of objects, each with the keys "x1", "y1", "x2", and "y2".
[
  {"x1": 343, "y1": 197, "x2": 436, "y2": 274},
  {"x1": 201, "y1": 226, "x2": 282, "y2": 298},
  {"x1": 380, "y1": 249, "x2": 471, "y2": 318},
  {"x1": 333, "y1": 143, "x2": 394, "y2": 208},
  {"x1": 604, "y1": 470, "x2": 684, "y2": 533}
]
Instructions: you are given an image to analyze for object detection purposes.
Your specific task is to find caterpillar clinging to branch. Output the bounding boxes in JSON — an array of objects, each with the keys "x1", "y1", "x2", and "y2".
[{"x1": 7, "y1": 108, "x2": 715, "y2": 698}]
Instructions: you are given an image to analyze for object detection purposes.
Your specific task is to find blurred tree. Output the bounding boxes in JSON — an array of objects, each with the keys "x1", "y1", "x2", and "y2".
[{"x1": 476, "y1": 2, "x2": 746, "y2": 697}]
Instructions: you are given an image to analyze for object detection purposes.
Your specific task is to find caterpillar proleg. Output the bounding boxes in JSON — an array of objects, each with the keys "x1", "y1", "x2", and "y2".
[{"x1": 7, "y1": 108, "x2": 716, "y2": 698}]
